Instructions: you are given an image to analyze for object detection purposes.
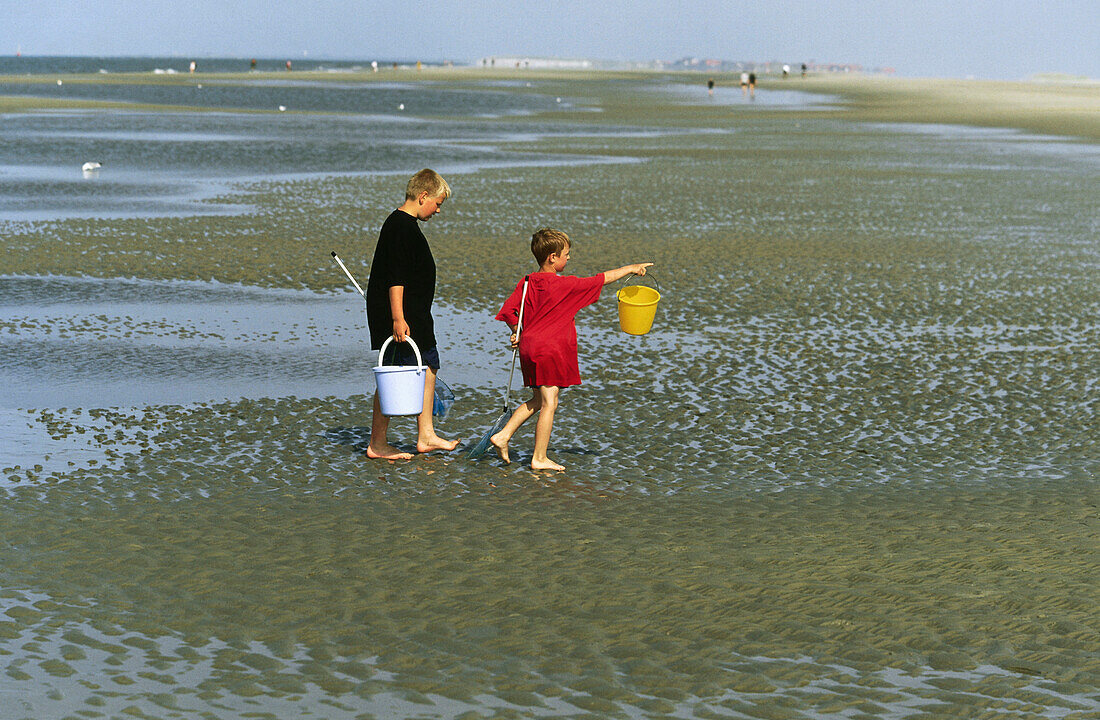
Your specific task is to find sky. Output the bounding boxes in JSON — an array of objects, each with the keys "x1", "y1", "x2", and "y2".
[{"x1": 5, "y1": 0, "x2": 1099, "y2": 80}]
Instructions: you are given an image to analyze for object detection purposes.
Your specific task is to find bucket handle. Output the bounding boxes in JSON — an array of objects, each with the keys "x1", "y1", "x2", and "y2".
[
  {"x1": 377, "y1": 336, "x2": 423, "y2": 368},
  {"x1": 616, "y1": 271, "x2": 660, "y2": 297}
]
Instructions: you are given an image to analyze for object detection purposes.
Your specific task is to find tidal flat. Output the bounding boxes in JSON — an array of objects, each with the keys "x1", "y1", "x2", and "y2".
[{"x1": 1, "y1": 67, "x2": 1098, "y2": 718}]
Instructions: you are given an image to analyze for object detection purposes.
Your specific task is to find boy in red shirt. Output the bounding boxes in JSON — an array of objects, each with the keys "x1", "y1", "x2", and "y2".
[{"x1": 492, "y1": 228, "x2": 652, "y2": 471}]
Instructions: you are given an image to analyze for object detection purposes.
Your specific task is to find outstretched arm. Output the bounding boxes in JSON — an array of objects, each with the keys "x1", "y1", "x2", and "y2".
[{"x1": 602, "y1": 263, "x2": 653, "y2": 285}]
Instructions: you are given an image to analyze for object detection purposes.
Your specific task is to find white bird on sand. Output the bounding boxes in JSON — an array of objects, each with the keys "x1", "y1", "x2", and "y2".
[{"x1": 82, "y1": 161, "x2": 102, "y2": 172}]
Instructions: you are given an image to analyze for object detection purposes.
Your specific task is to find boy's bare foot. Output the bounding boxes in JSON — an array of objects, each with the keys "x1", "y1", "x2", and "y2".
[
  {"x1": 366, "y1": 443, "x2": 413, "y2": 460},
  {"x1": 531, "y1": 457, "x2": 565, "y2": 472},
  {"x1": 417, "y1": 435, "x2": 459, "y2": 453},
  {"x1": 489, "y1": 432, "x2": 510, "y2": 463}
]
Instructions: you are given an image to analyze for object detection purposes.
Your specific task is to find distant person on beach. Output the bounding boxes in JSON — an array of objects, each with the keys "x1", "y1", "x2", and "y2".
[
  {"x1": 801, "y1": 63, "x2": 807, "y2": 77},
  {"x1": 364, "y1": 169, "x2": 458, "y2": 460},
  {"x1": 707, "y1": 78, "x2": 715, "y2": 95},
  {"x1": 748, "y1": 72, "x2": 757, "y2": 98},
  {"x1": 285, "y1": 60, "x2": 292, "y2": 71},
  {"x1": 740, "y1": 72, "x2": 749, "y2": 95},
  {"x1": 250, "y1": 58, "x2": 257, "y2": 70},
  {"x1": 783, "y1": 64, "x2": 790, "y2": 77},
  {"x1": 491, "y1": 228, "x2": 652, "y2": 471},
  {"x1": 189, "y1": 60, "x2": 196, "y2": 74}
]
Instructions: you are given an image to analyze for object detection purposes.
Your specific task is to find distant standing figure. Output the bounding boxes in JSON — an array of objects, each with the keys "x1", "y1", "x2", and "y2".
[
  {"x1": 707, "y1": 78, "x2": 715, "y2": 96},
  {"x1": 250, "y1": 58, "x2": 257, "y2": 70},
  {"x1": 371, "y1": 60, "x2": 379, "y2": 72},
  {"x1": 748, "y1": 72, "x2": 756, "y2": 98},
  {"x1": 801, "y1": 63, "x2": 807, "y2": 77},
  {"x1": 189, "y1": 60, "x2": 196, "y2": 74},
  {"x1": 782, "y1": 64, "x2": 790, "y2": 77},
  {"x1": 285, "y1": 60, "x2": 292, "y2": 71},
  {"x1": 740, "y1": 71, "x2": 749, "y2": 95}
]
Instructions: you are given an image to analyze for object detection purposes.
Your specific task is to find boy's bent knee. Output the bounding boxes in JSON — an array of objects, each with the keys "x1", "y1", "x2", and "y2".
[{"x1": 538, "y1": 386, "x2": 560, "y2": 409}]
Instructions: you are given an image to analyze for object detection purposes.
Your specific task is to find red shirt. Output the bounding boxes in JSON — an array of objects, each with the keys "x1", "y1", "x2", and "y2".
[{"x1": 496, "y1": 272, "x2": 604, "y2": 387}]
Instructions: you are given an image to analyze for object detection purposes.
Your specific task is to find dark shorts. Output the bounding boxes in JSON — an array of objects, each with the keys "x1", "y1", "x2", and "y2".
[{"x1": 382, "y1": 342, "x2": 440, "y2": 370}]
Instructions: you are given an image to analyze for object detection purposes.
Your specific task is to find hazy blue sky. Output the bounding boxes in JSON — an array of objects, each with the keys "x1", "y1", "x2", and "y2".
[{"x1": 6, "y1": 0, "x2": 1098, "y2": 79}]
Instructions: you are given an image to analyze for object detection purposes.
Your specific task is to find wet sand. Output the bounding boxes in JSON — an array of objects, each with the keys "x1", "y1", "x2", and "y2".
[{"x1": 1, "y1": 70, "x2": 1098, "y2": 718}]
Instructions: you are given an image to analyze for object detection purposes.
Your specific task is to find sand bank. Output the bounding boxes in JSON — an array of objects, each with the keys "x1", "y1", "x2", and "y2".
[{"x1": 780, "y1": 74, "x2": 1100, "y2": 141}]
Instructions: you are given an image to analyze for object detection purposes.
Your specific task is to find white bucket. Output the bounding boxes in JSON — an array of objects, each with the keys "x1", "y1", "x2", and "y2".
[{"x1": 373, "y1": 337, "x2": 427, "y2": 416}]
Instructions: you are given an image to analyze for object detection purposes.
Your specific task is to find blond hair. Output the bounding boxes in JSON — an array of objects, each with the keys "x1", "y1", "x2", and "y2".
[
  {"x1": 405, "y1": 168, "x2": 451, "y2": 201},
  {"x1": 531, "y1": 227, "x2": 570, "y2": 265}
]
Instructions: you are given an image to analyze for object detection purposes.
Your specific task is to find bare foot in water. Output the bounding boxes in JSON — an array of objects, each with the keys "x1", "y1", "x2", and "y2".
[
  {"x1": 531, "y1": 457, "x2": 565, "y2": 472},
  {"x1": 366, "y1": 443, "x2": 413, "y2": 460},
  {"x1": 489, "y1": 432, "x2": 510, "y2": 463},
  {"x1": 417, "y1": 435, "x2": 459, "y2": 453}
]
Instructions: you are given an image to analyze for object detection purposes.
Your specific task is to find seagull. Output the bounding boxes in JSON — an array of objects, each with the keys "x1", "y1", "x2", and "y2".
[{"x1": 82, "y1": 161, "x2": 102, "y2": 172}]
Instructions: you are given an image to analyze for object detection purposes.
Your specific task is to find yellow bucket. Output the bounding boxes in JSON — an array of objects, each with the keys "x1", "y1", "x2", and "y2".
[{"x1": 616, "y1": 275, "x2": 661, "y2": 335}]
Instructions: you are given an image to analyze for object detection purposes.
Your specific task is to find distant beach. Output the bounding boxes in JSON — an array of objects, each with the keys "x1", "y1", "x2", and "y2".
[
  {"x1": 2, "y1": 58, "x2": 1097, "y2": 139},
  {"x1": 798, "y1": 74, "x2": 1100, "y2": 140}
]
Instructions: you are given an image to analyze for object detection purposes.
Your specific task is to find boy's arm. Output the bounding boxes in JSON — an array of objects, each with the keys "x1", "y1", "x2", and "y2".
[
  {"x1": 495, "y1": 278, "x2": 525, "y2": 338},
  {"x1": 389, "y1": 285, "x2": 409, "y2": 342},
  {"x1": 602, "y1": 263, "x2": 653, "y2": 285}
]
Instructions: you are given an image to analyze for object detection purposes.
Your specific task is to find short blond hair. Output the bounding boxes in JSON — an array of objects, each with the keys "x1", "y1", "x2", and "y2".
[
  {"x1": 405, "y1": 168, "x2": 451, "y2": 201},
  {"x1": 531, "y1": 227, "x2": 570, "y2": 265}
]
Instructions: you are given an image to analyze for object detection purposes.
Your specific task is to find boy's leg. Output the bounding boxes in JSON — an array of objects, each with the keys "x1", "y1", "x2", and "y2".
[
  {"x1": 367, "y1": 392, "x2": 413, "y2": 460},
  {"x1": 490, "y1": 389, "x2": 542, "y2": 464},
  {"x1": 416, "y1": 366, "x2": 459, "y2": 453},
  {"x1": 531, "y1": 385, "x2": 564, "y2": 472}
]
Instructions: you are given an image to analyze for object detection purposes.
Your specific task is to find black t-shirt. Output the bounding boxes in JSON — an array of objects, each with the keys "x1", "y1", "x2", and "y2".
[{"x1": 366, "y1": 209, "x2": 436, "y2": 351}]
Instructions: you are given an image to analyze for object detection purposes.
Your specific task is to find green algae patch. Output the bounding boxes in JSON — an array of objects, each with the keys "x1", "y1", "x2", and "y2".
[{"x1": 39, "y1": 658, "x2": 77, "y2": 677}]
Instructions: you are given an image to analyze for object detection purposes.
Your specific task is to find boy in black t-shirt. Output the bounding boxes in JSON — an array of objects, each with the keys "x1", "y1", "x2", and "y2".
[{"x1": 364, "y1": 169, "x2": 458, "y2": 460}]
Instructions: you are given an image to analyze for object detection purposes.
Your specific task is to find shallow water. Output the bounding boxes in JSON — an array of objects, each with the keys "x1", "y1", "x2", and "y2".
[
  {"x1": 649, "y1": 81, "x2": 839, "y2": 109},
  {"x1": 0, "y1": 106, "x2": 662, "y2": 222},
  {"x1": 0, "y1": 275, "x2": 505, "y2": 477},
  {"x1": 1, "y1": 65, "x2": 1098, "y2": 718},
  {"x1": 0, "y1": 276, "x2": 506, "y2": 409}
]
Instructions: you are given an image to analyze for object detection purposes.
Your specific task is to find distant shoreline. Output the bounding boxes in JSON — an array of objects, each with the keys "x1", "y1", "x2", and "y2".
[{"x1": 0, "y1": 65, "x2": 1096, "y2": 141}]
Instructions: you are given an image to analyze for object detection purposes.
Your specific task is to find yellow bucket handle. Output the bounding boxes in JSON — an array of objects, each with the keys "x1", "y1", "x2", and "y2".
[{"x1": 616, "y1": 271, "x2": 660, "y2": 298}]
